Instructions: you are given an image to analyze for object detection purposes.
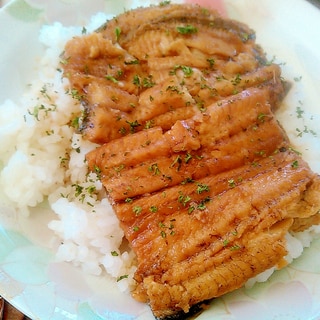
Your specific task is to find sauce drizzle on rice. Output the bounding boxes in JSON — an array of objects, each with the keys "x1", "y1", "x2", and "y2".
[{"x1": 60, "y1": 3, "x2": 320, "y2": 319}]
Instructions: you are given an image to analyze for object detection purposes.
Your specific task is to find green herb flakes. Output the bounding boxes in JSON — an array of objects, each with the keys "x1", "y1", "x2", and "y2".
[
  {"x1": 115, "y1": 27, "x2": 121, "y2": 42},
  {"x1": 177, "y1": 25, "x2": 198, "y2": 34},
  {"x1": 117, "y1": 274, "x2": 128, "y2": 282},
  {"x1": 149, "y1": 206, "x2": 158, "y2": 213},
  {"x1": 133, "y1": 206, "x2": 142, "y2": 216},
  {"x1": 196, "y1": 183, "x2": 210, "y2": 194},
  {"x1": 148, "y1": 163, "x2": 161, "y2": 175},
  {"x1": 228, "y1": 179, "x2": 236, "y2": 188}
]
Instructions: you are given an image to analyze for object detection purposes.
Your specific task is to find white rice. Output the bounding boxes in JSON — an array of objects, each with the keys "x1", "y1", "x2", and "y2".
[
  {"x1": 0, "y1": 10, "x2": 319, "y2": 295},
  {"x1": 0, "y1": 13, "x2": 137, "y2": 292}
]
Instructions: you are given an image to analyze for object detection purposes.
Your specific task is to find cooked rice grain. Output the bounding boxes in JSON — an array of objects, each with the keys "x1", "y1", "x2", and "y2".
[{"x1": 0, "y1": 13, "x2": 137, "y2": 292}]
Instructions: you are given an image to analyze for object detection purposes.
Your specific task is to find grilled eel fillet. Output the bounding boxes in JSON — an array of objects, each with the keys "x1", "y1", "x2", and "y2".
[{"x1": 61, "y1": 3, "x2": 320, "y2": 319}]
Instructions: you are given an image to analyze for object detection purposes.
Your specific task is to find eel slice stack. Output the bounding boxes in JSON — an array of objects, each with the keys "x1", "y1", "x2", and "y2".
[{"x1": 61, "y1": 3, "x2": 320, "y2": 319}]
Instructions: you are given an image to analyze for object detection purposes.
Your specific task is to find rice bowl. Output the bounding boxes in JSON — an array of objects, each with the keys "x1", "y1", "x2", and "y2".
[{"x1": 0, "y1": 0, "x2": 320, "y2": 319}]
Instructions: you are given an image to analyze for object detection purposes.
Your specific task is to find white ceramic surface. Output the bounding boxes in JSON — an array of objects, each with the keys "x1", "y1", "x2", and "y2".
[{"x1": 0, "y1": 0, "x2": 320, "y2": 319}]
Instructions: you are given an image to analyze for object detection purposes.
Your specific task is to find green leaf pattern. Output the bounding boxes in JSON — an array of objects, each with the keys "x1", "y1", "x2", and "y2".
[{"x1": 5, "y1": 0, "x2": 42, "y2": 22}]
